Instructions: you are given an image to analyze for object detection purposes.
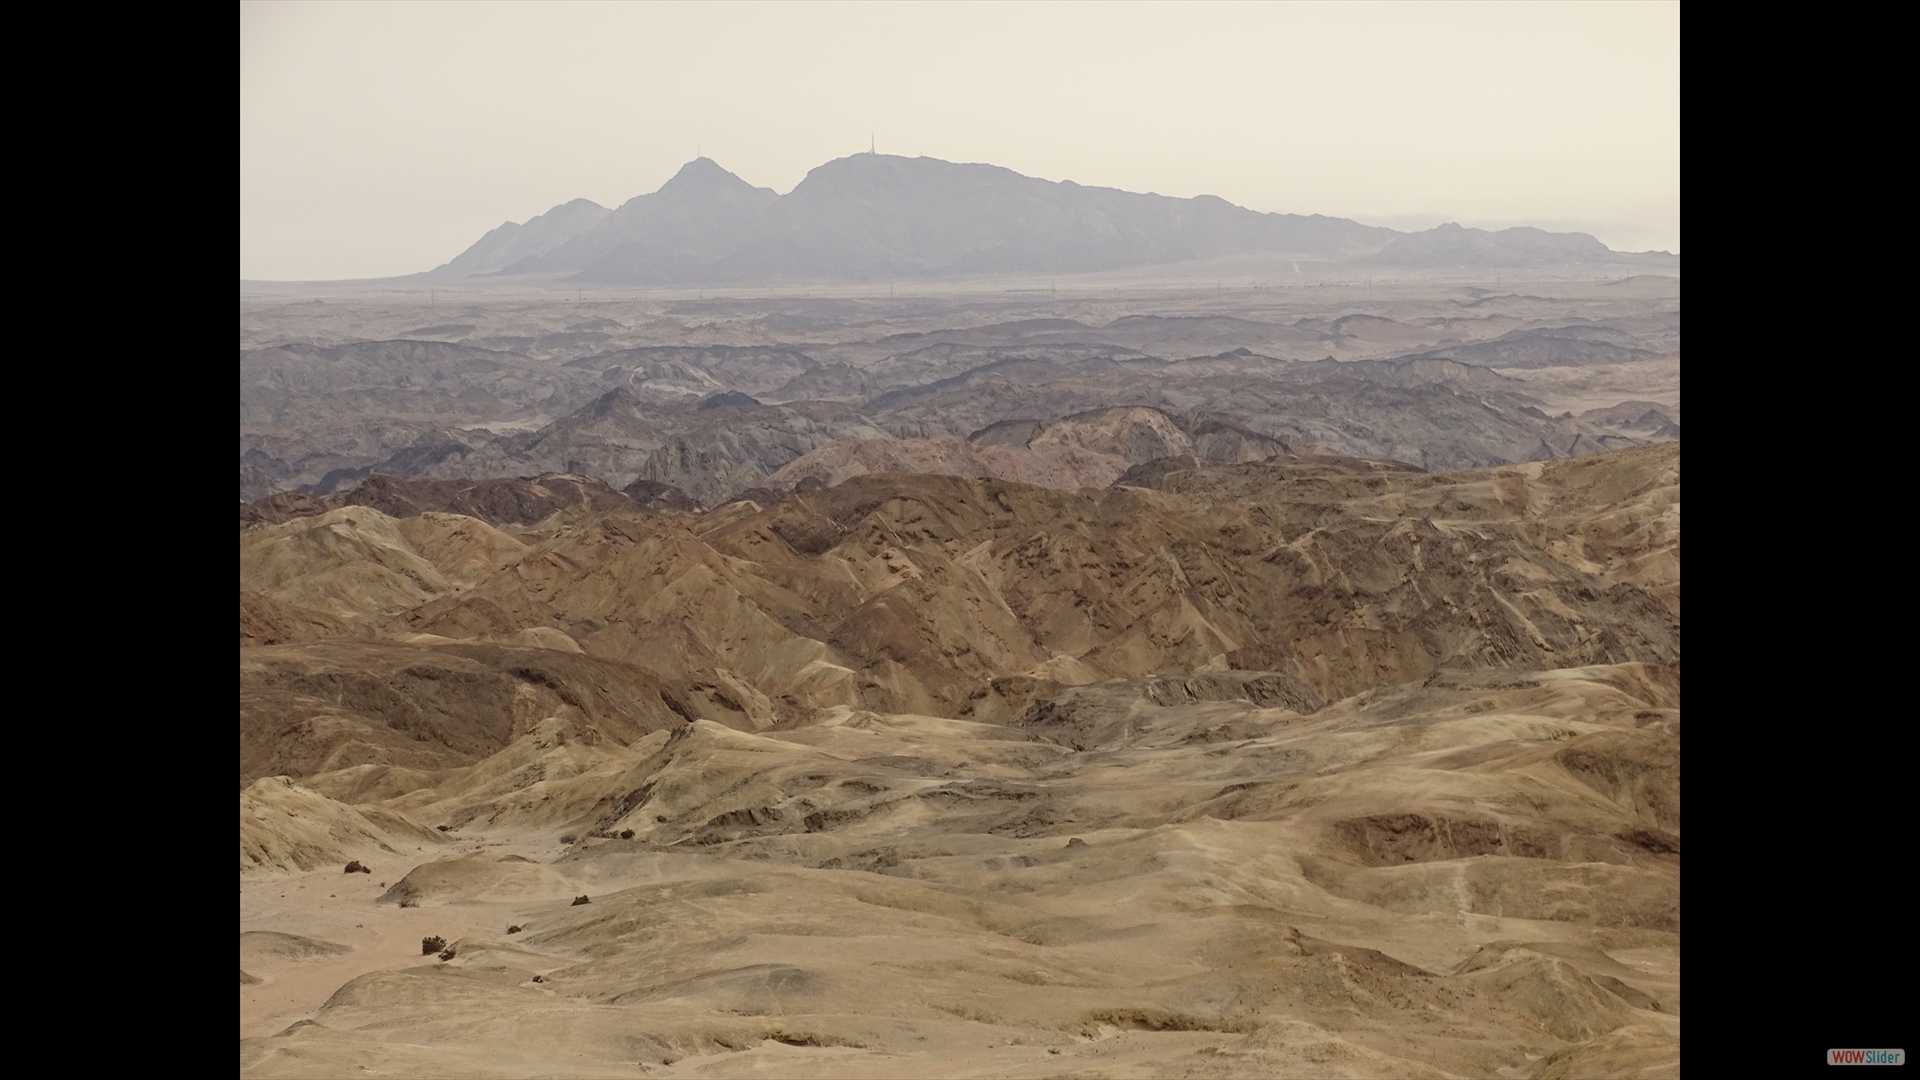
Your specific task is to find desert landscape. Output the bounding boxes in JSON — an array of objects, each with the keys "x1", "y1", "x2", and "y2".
[
  {"x1": 241, "y1": 0, "x2": 1695, "y2": 1051},
  {"x1": 241, "y1": 181, "x2": 1678, "y2": 1076}
]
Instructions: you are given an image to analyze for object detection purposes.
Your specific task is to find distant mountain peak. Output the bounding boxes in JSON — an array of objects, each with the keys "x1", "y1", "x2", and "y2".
[
  {"x1": 583, "y1": 385, "x2": 644, "y2": 417},
  {"x1": 426, "y1": 154, "x2": 1672, "y2": 283},
  {"x1": 656, "y1": 157, "x2": 768, "y2": 199}
]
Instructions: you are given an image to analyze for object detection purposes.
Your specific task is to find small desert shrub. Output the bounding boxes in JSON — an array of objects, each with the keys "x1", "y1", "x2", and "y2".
[
  {"x1": 560, "y1": 834, "x2": 578, "y2": 844},
  {"x1": 438, "y1": 948, "x2": 456, "y2": 961},
  {"x1": 343, "y1": 860, "x2": 370, "y2": 874},
  {"x1": 421, "y1": 936, "x2": 446, "y2": 955},
  {"x1": 531, "y1": 975, "x2": 544, "y2": 983},
  {"x1": 619, "y1": 829, "x2": 635, "y2": 840},
  {"x1": 571, "y1": 895, "x2": 591, "y2": 906},
  {"x1": 507, "y1": 925, "x2": 523, "y2": 934},
  {"x1": 399, "y1": 898, "x2": 418, "y2": 908},
  {"x1": 436, "y1": 825, "x2": 451, "y2": 832}
]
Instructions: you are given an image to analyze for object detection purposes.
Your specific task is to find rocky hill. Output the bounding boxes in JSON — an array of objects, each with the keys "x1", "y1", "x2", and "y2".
[{"x1": 240, "y1": 442, "x2": 1680, "y2": 1076}]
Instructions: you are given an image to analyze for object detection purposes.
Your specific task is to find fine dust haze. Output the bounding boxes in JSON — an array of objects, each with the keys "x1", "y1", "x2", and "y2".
[
  {"x1": 242, "y1": 7, "x2": 1689, "y2": 1077},
  {"x1": 241, "y1": 2, "x2": 1678, "y2": 281}
]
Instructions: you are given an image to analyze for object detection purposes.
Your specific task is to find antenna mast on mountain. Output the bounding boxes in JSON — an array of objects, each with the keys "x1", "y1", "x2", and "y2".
[{"x1": 871, "y1": 134, "x2": 875, "y2": 154}]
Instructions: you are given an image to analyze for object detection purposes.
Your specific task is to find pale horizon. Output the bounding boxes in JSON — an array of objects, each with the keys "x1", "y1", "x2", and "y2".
[{"x1": 241, "y1": 2, "x2": 1679, "y2": 281}]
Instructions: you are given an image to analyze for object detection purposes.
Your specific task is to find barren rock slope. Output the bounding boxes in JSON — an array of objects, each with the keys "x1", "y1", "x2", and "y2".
[{"x1": 240, "y1": 443, "x2": 1679, "y2": 1078}]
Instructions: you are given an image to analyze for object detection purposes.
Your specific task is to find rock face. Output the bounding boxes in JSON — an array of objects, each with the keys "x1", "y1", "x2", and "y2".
[
  {"x1": 763, "y1": 406, "x2": 1296, "y2": 494},
  {"x1": 240, "y1": 473, "x2": 646, "y2": 529},
  {"x1": 241, "y1": 442, "x2": 1677, "y2": 755},
  {"x1": 244, "y1": 357, "x2": 1665, "y2": 507},
  {"x1": 240, "y1": 278, "x2": 1678, "y2": 503},
  {"x1": 241, "y1": 441, "x2": 1680, "y2": 1077}
]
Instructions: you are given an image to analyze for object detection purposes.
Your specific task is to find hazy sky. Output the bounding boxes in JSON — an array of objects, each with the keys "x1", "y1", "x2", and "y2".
[{"x1": 240, "y1": 2, "x2": 1679, "y2": 281}]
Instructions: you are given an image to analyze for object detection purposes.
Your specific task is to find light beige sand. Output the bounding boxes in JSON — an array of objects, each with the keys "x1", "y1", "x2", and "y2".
[
  {"x1": 243, "y1": 664, "x2": 1678, "y2": 1077},
  {"x1": 1494, "y1": 355, "x2": 1680, "y2": 418},
  {"x1": 242, "y1": 434, "x2": 1678, "y2": 1077}
]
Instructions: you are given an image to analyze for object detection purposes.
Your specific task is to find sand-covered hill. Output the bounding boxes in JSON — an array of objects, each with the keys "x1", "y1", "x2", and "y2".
[
  {"x1": 244, "y1": 661, "x2": 1679, "y2": 1077},
  {"x1": 241, "y1": 444, "x2": 1677, "y2": 754},
  {"x1": 241, "y1": 443, "x2": 1678, "y2": 1077}
]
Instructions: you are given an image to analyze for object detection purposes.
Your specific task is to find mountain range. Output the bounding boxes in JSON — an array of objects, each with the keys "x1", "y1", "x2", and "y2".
[{"x1": 429, "y1": 154, "x2": 1678, "y2": 284}]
